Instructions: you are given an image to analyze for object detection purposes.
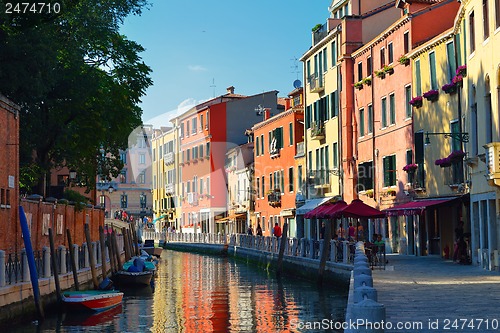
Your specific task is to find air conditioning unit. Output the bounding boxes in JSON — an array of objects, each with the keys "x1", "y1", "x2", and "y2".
[{"x1": 484, "y1": 142, "x2": 500, "y2": 186}]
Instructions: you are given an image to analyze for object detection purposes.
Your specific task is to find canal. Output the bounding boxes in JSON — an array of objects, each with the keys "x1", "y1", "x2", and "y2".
[{"x1": 12, "y1": 250, "x2": 348, "y2": 332}]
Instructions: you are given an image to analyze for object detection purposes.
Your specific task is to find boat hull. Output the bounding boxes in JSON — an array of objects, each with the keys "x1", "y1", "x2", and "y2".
[
  {"x1": 62, "y1": 290, "x2": 123, "y2": 312},
  {"x1": 113, "y1": 270, "x2": 153, "y2": 286}
]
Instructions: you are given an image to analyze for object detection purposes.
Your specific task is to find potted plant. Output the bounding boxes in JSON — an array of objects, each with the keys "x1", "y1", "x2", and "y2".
[
  {"x1": 312, "y1": 23, "x2": 323, "y2": 32},
  {"x1": 385, "y1": 189, "x2": 396, "y2": 196},
  {"x1": 383, "y1": 65, "x2": 394, "y2": 75},
  {"x1": 365, "y1": 189, "x2": 374, "y2": 198},
  {"x1": 448, "y1": 150, "x2": 466, "y2": 162},
  {"x1": 375, "y1": 70, "x2": 386, "y2": 79},
  {"x1": 362, "y1": 77, "x2": 372, "y2": 86},
  {"x1": 442, "y1": 82, "x2": 457, "y2": 94},
  {"x1": 435, "y1": 157, "x2": 452, "y2": 168},
  {"x1": 398, "y1": 55, "x2": 410, "y2": 66},
  {"x1": 402, "y1": 163, "x2": 418, "y2": 173},
  {"x1": 354, "y1": 81, "x2": 363, "y2": 90},
  {"x1": 423, "y1": 89, "x2": 439, "y2": 102},
  {"x1": 452, "y1": 74, "x2": 464, "y2": 87},
  {"x1": 456, "y1": 64, "x2": 467, "y2": 77},
  {"x1": 409, "y1": 96, "x2": 423, "y2": 108}
]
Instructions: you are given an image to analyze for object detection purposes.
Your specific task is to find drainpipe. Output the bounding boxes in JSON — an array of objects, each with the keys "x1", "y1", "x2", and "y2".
[{"x1": 370, "y1": 47, "x2": 377, "y2": 201}]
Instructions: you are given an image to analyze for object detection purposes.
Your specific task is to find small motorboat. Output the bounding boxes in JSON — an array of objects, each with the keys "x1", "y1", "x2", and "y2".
[
  {"x1": 141, "y1": 239, "x2": 163, "y2": 257},
  {"x1": 113, "y1": 257, "x2": 154, "y2": 286},
  {"x1": 62, "y1": 290, "x2": 123, "y2": 312}
]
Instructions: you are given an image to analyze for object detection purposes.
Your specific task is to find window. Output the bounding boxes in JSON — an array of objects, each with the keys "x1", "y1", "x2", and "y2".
[
  {"x1": 206, "y1": 111, "x2": 209, "y2": 129},
  {"x1": 120, "y1": 194, "x2": 128, "y2": 208},
  {"x1": 140, "y1": 193, "x2": 147, "y2": 209},
  {"x1": 206, "y1": 142, "x2": 210, "y2": 157},
  {"x1": 388, "y1": 42, "x2": 394, "y2": 64},
  {"x1": 200, "y1": 114, "x2": 204, "y2": 130},
  {"x1": 269, "y1": 127, "x2": 284, "y2": 153},
  {"x1": 405, "y1": 85, "x2": 412, "y2": 118},
  {"x1": 261, "y1": 176, "x2": 265, "y2": 197},
  {"x1": 381, "y1": 97, "x2": 387, "y2": 128},
  {"x1": 120, "y1": 170, "x2": 126, "y2": 183},
  {"x1": 206, "y1": 177, "x2": 210, "y2": 194},
  {"x1": 139, "y1": 153, "x2": 146, "y2": 164},
  {"x1": 138, "y1": 171, "x2": 146, "y2": 184},
  {"x1": 120, "y1": 152, "x2": 127, "y2": 164},
  {"x1": 332, "y1": 142, "x2": 338, "y2": 169},
  {"x1": 256, "y1": 177, "x2": 260, "y2": 198},
  {"x1": 367, "y1": 104, "x2": 373, "y2": 133},
  {"x1": 429, "y1": 52, "x2": 437, "y2": 90},
  {"x1": 289, "y1": 122, "x2": 293, "y2": 146},
  {"x1": 307, "y1": 60, "x2": 311, "y2": 78},
  {"x1": 153, "y1": 148, "x2": 156, "y2": 162},
  {"x1": 446, "y1": 42, "x2": 457, "y2": 82},
  {"x1": 358, "y1": 161, "x2": 373, "y2": 191},
  {"x1": 470, "y1": 11, "x2": 476, "y2": 53},
  {"x1": 496, "y1": 0, "x2": 500, "y2": 28},
  {"x1": 180, "y1": 123, "x2": 184, "y2": 138},
  {"x1": 199, "y1": 144, "x2": 204, "y2": 158},
  {"x1": 256, "y1": 136, "x2": 260, "y2": 156},
  {"x1": 331, "y1": 40, "x2": 337, "y2": 66},
  {"x1": 186, "y1": 148, "x2": 190, "y2": 162},
  {"x1": 359, "y1": 108, "x2": 365, "y2": 136},
  {"x1": 298, "y1": 165, "x2": 303, "y2": 192},
  {"x1": 403, "y1": 31, "x2": 410, "y2": 54},
  {"x1": 415, "y1": 59, "x2": 422, "y2": 96},
  {"x1": 358, "y1": 62, "x2": 363, "y2": 81},
  {"x1": 280, "y1": 170, "x2": 285, "y2": 193},
  {"x1": 323, "y1": 47, "x2": 328, "y2": 72},
  {"x1": 484, "y1": 0, "x2": 490, "y2": 39},
  {"x1": 308, "y1": 151, "x2": 313, "y2": 180},
  {"x1": 380, "y1": 48, "x2": 386, "y2": 67},
  {"x1": 192, "y1": 118, "x2": 197, "y2": 134},
  {"x1": 260, "y1": 135, "x2": 264, "y2": 155},
  {"x1": 200, "y1": 178, "x2": 203, "y2": 194},
  {"x1": 406, "y1": 150, "x2": 414, "y2": 184},
  {"x1": 331, "y1": 90, "x2": 339, "y2": 118},
  {"x1": 383, "y1": 155, "x2": 397, "y2": 187},
  {"x1": 186, "y1": 120, "x2": 190, "y2": 136},
  {"x1": 389, "y1": 93, "x2": 396, "y2": 125},
  {"x1": 367, "y1": 57, "x2": 372, "y2": 77}
]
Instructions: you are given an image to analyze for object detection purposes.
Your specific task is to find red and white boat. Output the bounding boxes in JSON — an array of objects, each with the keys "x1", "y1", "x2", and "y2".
[{"x1": 62, "y1": 290, "x2": 124, "y2": 312}]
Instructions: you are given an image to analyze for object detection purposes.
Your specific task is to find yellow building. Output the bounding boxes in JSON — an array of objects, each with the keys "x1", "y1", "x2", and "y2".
[
  {"x1": 408, "y1": 28, "x2": 469, "y2": 257},
  {"x1": 455, "y1": 0, "x2": 500, "y2": 269},
  {"x1": 151, "y1": 126, "x2": 181, "y2": 231}
]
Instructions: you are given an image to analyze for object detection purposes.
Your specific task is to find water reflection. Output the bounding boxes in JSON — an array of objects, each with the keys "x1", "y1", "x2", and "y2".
[{"x1": 11, "y1": 250, "x2": 347, "y2": 332}]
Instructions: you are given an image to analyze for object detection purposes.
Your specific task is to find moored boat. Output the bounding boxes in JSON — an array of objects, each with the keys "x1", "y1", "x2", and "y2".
[
  {"x1": 113, "y1": 269, "x2": 154, "y2": 286},
  {"x1": 142, "y1": 239, "x2": 163, "y2": 257},
  {"x1": 62, "y1": 290, "x2": 123, "y2": 312}
]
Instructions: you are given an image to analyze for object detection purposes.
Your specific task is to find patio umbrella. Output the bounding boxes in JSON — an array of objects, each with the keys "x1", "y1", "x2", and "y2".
[
  {"x1": 335, "y1": 199, "x2": 385, "y2": 219},
  {"x1": 304, "y1": 202, "x2": 335, "y2": 219},
  {"x1": 317, "y1": 200, "x2": 348, "y2": 219}
]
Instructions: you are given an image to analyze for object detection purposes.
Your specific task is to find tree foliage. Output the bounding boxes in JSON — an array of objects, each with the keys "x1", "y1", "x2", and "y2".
[{"x1": 0, "y1": 0, "x2": 152, "y2": 195}]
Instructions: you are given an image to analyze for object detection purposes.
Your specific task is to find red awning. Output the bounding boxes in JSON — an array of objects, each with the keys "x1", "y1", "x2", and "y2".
[
  {"x1": 335, "y1": 199, "x2": 385, "y2": 219},
  {"x1": 317, "y1": 200, "x2": 348, "y2": 219},
  {"x1": 384, "y1": 197, "x2": 459, "y2": 216},
  {"x1": 304, "y1": 202, "x2": 335, "y2": 219}
]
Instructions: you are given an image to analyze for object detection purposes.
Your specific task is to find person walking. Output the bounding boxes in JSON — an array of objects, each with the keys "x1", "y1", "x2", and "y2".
[
  {"x1": 256, "y1": 223, "x2": 263, "y2": 236},
  {"x1": 273, "y1": 222, "x2": 282, "y2": 238}
]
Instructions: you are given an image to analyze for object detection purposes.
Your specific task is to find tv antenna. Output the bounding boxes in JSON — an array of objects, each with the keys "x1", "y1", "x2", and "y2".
[
  {"x1": 290, "y1": 57, "x2": 300, "y2": 80},
  {"x1": 210, "y1": 78, "x2": 216, "y2": 97}
]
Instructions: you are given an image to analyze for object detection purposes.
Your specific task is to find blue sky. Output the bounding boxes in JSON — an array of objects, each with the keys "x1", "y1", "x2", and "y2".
[{"x1": 120, "y1": 1, "x2": 330, "y2": 128}]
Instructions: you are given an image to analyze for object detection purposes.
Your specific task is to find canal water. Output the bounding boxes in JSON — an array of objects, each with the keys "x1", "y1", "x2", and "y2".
[{"x1": 12, "y1": 250, "x2": 348, "y2": 332}]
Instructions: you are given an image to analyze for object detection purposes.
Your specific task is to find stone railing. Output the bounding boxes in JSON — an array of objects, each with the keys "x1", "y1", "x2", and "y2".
[
  {"x1": 0, "y1": 235, "x2": 124, "y2": 287},
  {"x1": 167, "y1": 232, "x2": 355, "y2": 265}
]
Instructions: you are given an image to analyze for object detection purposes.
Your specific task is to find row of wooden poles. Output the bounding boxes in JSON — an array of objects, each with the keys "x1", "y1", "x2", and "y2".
[{"x1": 39, "y1": 221, "x2": 141, "y2": 318}]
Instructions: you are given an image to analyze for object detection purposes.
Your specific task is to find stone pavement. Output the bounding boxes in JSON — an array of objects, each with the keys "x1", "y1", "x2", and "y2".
[{"x1": 372, "y1": 255, "x2": 500, "y2": 333}]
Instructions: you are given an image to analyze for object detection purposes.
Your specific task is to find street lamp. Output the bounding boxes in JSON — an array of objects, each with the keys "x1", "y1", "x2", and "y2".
[
  {"x1": 69, "y1": 169, "x2": 77, "y2": 181},
  {"x1": 424, "y1": 132, "x2": 469, "y2": 145}
]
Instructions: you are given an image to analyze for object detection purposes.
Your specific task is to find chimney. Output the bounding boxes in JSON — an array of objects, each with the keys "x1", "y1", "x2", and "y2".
[
  {"x1": 264, "y1": 108, "x2": 271, "y2": 120},
  {"x1": 226, "y1": 86, "x2": 235, "y2": 94}
]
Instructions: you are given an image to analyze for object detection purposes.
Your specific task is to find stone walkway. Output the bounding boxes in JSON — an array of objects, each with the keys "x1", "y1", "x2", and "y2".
[{"x1": 372, "y1": 255, "x2": 500, "y2": 333}]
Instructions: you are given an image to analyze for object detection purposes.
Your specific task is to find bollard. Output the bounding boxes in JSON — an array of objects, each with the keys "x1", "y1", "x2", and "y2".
[
  {"x1": 73, "y1": 244, "x2": 79, "y2": 270},
  {"x1": 354, "y1": 255, "x2": 369, "y2": 264},
  {"x1": 22, "y1": 249, "x2": 30, "y2": 282},
  {"x1": 83, "y1": 243, "x2": 89, "y2": 268},
  {"x1": 354, "y1": 266, "x2": 373, "y2": 277},
  {"x1": 59, "y1": 246, "x2": 67, "y2": 274},
  {"x1": 353, "y1": 285, "x2": 378, "y2": 303},
  {"x1": 350, "y1": 299, "x2": 386, "y2": 333},
  {"x1": 354, "y1": 273, "x2": 373, "y2": 288},
  {"x1": 309, "y1": 239, "x2": 315, "y2": 259},
  {"x1": 300, "y1": 238, "x2": 306, "y2": 257},
  {"x1": 43, "y1": 246, "x2": 51, "y2": 278}
]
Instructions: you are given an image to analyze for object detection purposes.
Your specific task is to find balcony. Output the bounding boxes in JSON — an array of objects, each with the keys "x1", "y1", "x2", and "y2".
[
  {"x1": 310, "y1": 122, "x2": 325, "y2": 140},
  {"x1": 267, "y1": 190, "x2": 281, "y2": 207},
  {"x1": 165, "y1": 183, "x2": 174, "y2": 194},
  {"x1": 442, "y1": 162, "x2": 464, "y2": 189},
  {"x1": 187, "y1": 192, "x2": 198, "y2": 206},
  {"x1": 163, "y1": 152, "x2": 174, "y2": 165},
  {"x1": 308, "y1": 73, "x2": 324, "y2": 93},
  {"x1": 313, "y1": 23, "x2": 327, "y2": 45},
  {"x1": 270, "y1": 147, "x2": 280, "y2": 159}
]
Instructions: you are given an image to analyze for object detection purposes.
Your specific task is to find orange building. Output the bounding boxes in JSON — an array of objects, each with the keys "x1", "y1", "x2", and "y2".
[
  {"x1": 253, "y1": 88, "x2": 304, "y2": 237},
  {"x1": 173, "y1": 87, "x2": 280, "y2": 234}
]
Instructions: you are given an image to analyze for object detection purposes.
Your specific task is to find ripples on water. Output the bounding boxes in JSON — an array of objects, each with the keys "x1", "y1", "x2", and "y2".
[{"x1": 12, "y1": 250, "x2": 347, "y2": 332}]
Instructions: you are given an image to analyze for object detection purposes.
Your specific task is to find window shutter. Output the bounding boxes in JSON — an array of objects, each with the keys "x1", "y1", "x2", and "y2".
[
  {"x1": 383, "y1": 157, "x2": 390, "y2": 186},
  {"x1": 415, "y1": 132, "x2": 424, "y2": 163}
]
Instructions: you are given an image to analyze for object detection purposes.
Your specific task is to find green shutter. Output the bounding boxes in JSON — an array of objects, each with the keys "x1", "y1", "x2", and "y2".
[{"x1": 383, "y1": 157, "x2": 390, "y2": 187}]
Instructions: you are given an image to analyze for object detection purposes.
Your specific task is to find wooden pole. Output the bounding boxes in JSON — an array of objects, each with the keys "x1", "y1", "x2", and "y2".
[
  {"x1": 318, "y1": 219, "x2": 332, "y2": 283},
  {"x1": 99, "y1": 226, "x2": 107, "y2": 279},
  {"x1": 48, "y1": 228, "x2": 62, "y2": 303},
  {"x1": 107, "y1": 232, "x2": 116, "y2": 274},
  {"x1": 66, "y1": 228, "x2": 79, "y2": 291},
  {"x1": 111, "y1": 230, "x2": 123, "y2": 271},
  {"x1": 84, "y1": 223, "x2": 99, "y2": 289},
  {"x1": 131, "y1": 221, "x2": 140, "y2": 256},
  {"x1": 122, "y1": 227, "x2": 131, "y2": 261},
  {"x1": 276, "y1": 221, "x2": 288, "y2": 277}
]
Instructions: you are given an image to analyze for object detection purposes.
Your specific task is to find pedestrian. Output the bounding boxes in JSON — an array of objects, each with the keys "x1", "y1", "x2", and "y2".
[
  {"x1": 454, "y1": 221, "x2": 466, "y2": 263},
  {"x1": 247, "y1": 225, "x2": 253, "y2": 235},
  {"x1": 273, "y1": 222, "x2": 282, "y2": 238},
  {"x1": 320, "y1": 222, "x2": 326, "y2": 239},
  {"x1": 256, "y1": 223, "x2": 263, "y2": 236}
]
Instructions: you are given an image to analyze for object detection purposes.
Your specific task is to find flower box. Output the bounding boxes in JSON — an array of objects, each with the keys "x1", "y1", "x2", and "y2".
[
  {"x1": 452, "y1": 74, "x2": 463, "y2": 87},
  {"x1": 448, "y1": 150, "x2": 466, "y2": 161},
  {"x1": 398, "y1": 55, "x2": 410, "y2": 66},
  {"x1": 354, "y1": 81, "x2": 363, "y2": 90},
  {"x1": 442, "y1": 82, "x2": 457, "y2": 94},
  {"x1": 402, "y1": 163, "x2": 418, "y2": 172},
  {"x1": 456, "y1": 65, "x2": 467, "y2": 77},
  {"x1": 409, "y1": 96, "x2": 423, "y2": 108},
  {"x1": 375, "y1": 70, "x2": 386, "y2": 79},
  {"x1": 383, "y1": 65, "x2": 394, "y2": 75},
  {"x1": 423, "y1": 89, "x2": 439, "y2": 102},
  {"x1": 362, "y1": 77, "x2": 372, "y2": 86},
  {"x1": 365, "y1": 189, "x2": 374, "y2": 198},
  {"x1": 435, "y1": 157, "x2": 452, "y2": 167}
]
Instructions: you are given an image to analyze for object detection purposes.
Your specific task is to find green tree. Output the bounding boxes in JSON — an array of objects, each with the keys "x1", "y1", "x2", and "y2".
[{"x1": 0, "y1": 0, "x2": 152, "y2": 195}]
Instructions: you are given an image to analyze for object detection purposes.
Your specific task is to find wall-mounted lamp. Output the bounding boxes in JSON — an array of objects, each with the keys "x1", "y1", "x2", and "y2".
[
  {"x1": 69, "y1": 169, "x2": 77, "y2": 180},
  {"x1": 424, "y1": 132, "x2": 469, "y2": 145}
]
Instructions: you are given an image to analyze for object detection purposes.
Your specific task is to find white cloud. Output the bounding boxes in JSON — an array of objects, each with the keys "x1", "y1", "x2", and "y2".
[
  {"x1": 188, "y1": 65, "x2": 207, "y2": 72},
  {"x1": 142, "y1": 98, "x2": 197, "y2": 129}
]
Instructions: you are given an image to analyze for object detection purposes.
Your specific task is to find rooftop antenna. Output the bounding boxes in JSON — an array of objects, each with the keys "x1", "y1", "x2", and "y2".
[
  {"x1": 290, "y1": 57, "x2": 300, "y2": 80},
  {"x1": 210, "y1": 78, "x2": 216, "y2": 97}
]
